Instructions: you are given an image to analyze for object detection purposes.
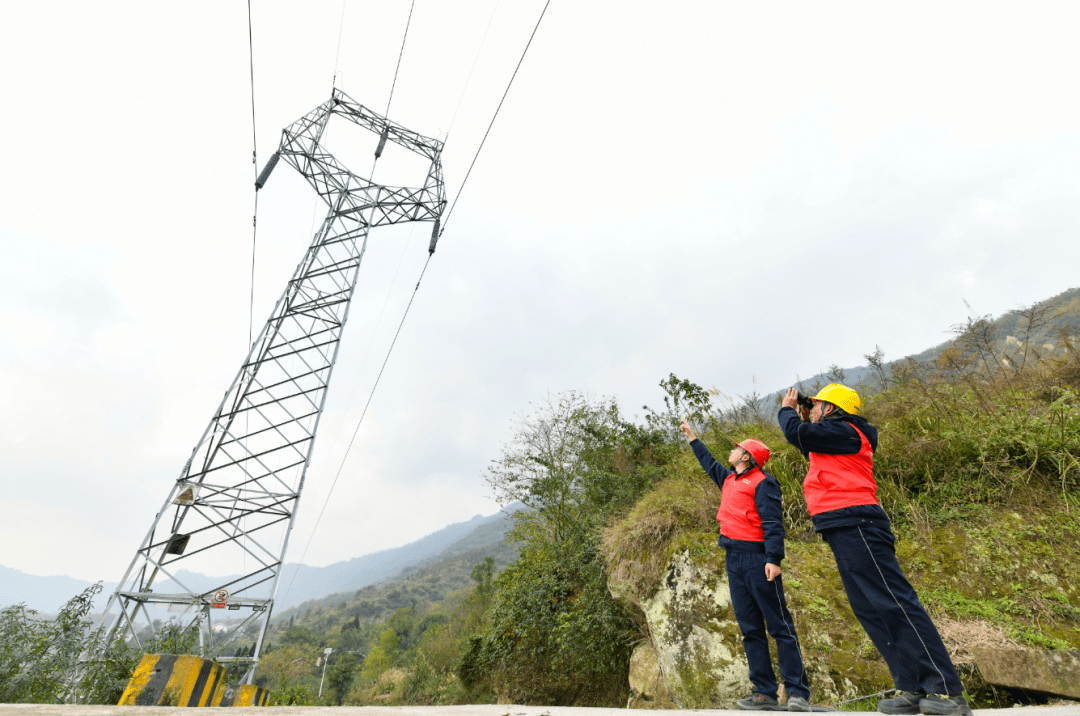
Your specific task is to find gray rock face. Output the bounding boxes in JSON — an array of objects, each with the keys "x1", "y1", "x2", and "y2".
[
  {"x1": 611, "y1": 548, "x2": 858, "y2": 709},
  {"x1": 973, "y1": 648, "x2": 1080, "y2": 699},
  {"x1": 645, "y1": 550, "x2": 748, "y2": 707},
  {"x1": 611, "y1": 549, "x2": 747, "y2": 708}
]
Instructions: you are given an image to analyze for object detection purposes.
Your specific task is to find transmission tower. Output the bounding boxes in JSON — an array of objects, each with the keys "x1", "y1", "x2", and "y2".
[{"x1": 98, "y1": 89, "x2": 445, "y2": 682}]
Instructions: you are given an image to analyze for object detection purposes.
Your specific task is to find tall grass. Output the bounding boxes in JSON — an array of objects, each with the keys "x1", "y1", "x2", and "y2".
[
  {"x1": 869, "y1": 328, "x2": 1080, "y2": 529},
  {"x1": 663, "y1": 322, "x2": 1080, "y2": 538}
]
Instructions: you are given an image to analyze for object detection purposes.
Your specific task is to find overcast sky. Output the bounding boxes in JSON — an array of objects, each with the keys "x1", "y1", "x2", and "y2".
[{"x1": 2, "y1": 1, "x2": 1079, "y2": 582}]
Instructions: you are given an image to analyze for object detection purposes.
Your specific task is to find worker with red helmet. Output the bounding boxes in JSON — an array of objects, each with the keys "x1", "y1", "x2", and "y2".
[
  {"x1": 779, "y1": 385, "x2": 969, "y2": 716},
  {"x1": 680, "y1": 420, "x2": 811, "y2": 712}
]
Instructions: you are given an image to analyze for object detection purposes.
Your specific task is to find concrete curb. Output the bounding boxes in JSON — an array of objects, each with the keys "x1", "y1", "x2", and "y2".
[{"x1": 2, "y1": 704, "x2": 1079, "y2": 716}]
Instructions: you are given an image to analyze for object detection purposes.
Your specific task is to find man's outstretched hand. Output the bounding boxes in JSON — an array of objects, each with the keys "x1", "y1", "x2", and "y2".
[{"x1": 679, "y1": 418, "x2": 696, "y2": 442}]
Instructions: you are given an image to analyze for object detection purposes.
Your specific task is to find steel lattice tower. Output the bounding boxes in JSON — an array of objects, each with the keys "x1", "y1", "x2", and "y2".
[{"x1": 98, "y1": 89, "x2": 445, "y2": 682}]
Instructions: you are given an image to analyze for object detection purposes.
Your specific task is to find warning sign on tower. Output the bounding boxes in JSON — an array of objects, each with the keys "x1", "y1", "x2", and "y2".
[
  {"x1": 210, "y1": 589, "x2": 229, "y2": 609},
  {"x1": 173, "y1": 484, "x2": 200, "y2": 506}
]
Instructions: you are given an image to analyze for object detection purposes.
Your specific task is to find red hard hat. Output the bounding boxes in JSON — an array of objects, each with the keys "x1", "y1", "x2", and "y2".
[{"x1": 735, "y1": 438, "x2": 770, "y2": 468}]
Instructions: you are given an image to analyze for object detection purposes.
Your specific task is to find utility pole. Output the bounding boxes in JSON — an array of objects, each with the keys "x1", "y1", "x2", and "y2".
[
  {"x1": 317, "y1": 647, "x2": 333, "y2": 704},
  {"x1": 96, "y1": 89, "x2": 446, "y2": 684}
]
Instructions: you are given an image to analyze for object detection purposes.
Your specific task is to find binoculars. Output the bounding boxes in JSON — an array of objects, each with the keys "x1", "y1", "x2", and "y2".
[{"x1": 795, "y1": 391, "x2": 814, "y2": 410}]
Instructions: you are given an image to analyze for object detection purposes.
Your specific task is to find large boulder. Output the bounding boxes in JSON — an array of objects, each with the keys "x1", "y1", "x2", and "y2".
[
  {"x1": 610, "y1": 547, "x2": 861, "y2": 709},
  {"x1": 636, "y1": 549, "x2": 748, "y2": 708},
  {"x1": 973, "y1": 648, "x2": 1080, "y2": 699}
]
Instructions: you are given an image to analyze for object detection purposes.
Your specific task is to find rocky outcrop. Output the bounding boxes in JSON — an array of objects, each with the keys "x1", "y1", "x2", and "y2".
[
  {"x1": 610, "y1": 548, "x2": 857, "y2": 709},
  {"x1": 973, "y1": 648, "x2": 1080, "y2": 699},
  {"x1": 637, "y1": 549, "x2": 746, "y2": 707}
]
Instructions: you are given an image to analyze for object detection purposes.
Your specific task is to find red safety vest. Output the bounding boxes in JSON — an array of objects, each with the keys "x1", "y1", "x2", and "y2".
[
  {"x1": 716, "y1": 467, "x2": 766, "y2": 542},
  {"x1": 803, "y1": 422, "x2": 878, "y2": 516}
]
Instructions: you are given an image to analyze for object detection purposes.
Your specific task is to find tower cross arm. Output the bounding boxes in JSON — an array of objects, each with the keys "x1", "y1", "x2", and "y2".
[{"x1": 330, "y1": 89, "x2": 444, "y2": 160}]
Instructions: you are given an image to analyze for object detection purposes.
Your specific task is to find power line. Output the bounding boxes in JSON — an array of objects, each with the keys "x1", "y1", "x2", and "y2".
[
  {"x1": 282, "y1": 0, "x2": 424, "y2": 606},
  {"x1": 246, "y1": 0, "x2": 258, "y2": 349},
  {"x1": 446, "y1": 0, "x2": 501, "y2": 139},
  {"x1": 367, "y1": 1, "x2": 415, "y2": 179},
  {"x1": 246, "y1": 0, "x2": 257, "y2": 166},
  {"x1": 244, "y1": 0, "x2": 260, "y2": 583},
  {"x1": 320, "y1": 0, "x2": 422, "y2": 461},
  {"x1": 332, "y1": 0, "x2": 348, "y2": 89},
  {"x1": 441, "y1": 0, "x2": 551, "y2": 236},
  {"x1": 385, "y1": 0, "x2": 416, "y2": 116},
  {"x1": 281, "y1": 254, "x2": 434, "y2": 604},
  {"x1": 281, "y1": 0, "x2": 552, "y2": 605}
]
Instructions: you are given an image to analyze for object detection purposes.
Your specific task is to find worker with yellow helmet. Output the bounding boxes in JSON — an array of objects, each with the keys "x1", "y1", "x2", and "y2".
[{"x1": 779, "y1": 385, "x2": 970, "y2": 716}]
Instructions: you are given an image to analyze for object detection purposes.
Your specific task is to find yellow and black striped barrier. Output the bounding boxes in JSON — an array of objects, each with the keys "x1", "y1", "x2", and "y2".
[
  {"x1": 118, "y1": 653, "x2": 270, "y2": 706},
  {"x1": 219, "y1": 684, "x2": 271, "y2": 706}
]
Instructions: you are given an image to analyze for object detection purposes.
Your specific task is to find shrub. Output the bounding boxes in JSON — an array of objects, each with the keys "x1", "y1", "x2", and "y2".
[
  {"x1": 0, "y1": 583, "x2": 141, "y2": 705},
  {"x1": 467, "y1": 392, "x2": 679, "y2": 706}
]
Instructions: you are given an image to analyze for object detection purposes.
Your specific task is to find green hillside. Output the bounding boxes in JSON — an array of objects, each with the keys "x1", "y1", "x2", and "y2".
[{"x1": 920, "y1": 286, "x2": 1080, "y2": 357}]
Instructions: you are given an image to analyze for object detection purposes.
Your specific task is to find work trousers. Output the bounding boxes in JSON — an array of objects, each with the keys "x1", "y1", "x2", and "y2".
[
  {"x1": 725, "y1": 550, "x2": 811, "y2": 700},
  {"x1": 822, "y1": 524, "x2": 963, "y2": 695}
]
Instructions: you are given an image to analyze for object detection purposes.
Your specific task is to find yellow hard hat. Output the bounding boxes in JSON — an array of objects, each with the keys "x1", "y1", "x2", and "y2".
[{"x1": 813, "y1": 384, "x2": 861, "y2": 415}]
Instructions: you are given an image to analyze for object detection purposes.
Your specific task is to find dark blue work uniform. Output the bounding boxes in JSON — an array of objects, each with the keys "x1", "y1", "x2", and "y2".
[
  {"x1": 778, "y1": 407, "x2": 964, "y2": 696},
  {"x1": 690, "y1": 440, "x2": 811, "y2": 701}
]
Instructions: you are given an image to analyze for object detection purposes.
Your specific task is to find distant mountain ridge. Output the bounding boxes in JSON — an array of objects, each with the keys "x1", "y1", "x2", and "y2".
[
  {"x1": 783, "y1": 286, "x2": 1080, "y2": 400},
  {"x1": 0, "y1": 566, "x2": 118, "y2": 614},
  {"x1": 1, "y1": 507, "x2": 517, "y2": 614},
  {"x1": 259, "y1": 507, "x2": 517, "y2": 614},
  {"x1": 272, "y1": 510, "x2": 521, "y2": 626}
]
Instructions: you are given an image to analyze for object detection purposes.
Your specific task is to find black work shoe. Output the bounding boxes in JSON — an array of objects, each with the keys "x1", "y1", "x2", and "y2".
[
  {"x1": 786, "y1": 695, "x2": 812, "y2": 712},
  {"x1": 878, "y1": 690, "x2": 924, "y2": 715},
  {"x1": 736, "y1": 693, "x2": 782, "y2": 711},
  {"x1": 919, "y1": 694, "x2": 972, "y2": 716}
]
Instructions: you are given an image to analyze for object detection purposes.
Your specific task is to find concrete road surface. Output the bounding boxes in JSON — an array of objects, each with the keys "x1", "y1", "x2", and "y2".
[{"x1": 2, "y1": 704, "x2": 1078, "y2": 716}]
